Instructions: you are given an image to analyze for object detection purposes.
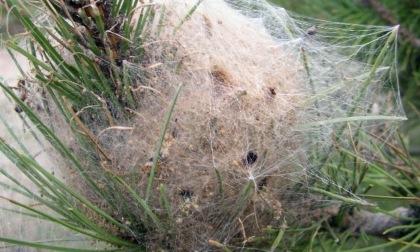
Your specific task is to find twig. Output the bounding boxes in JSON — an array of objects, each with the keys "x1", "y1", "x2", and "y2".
[
  {"x1": 340, "y1": 206, "x2": 420, "y2": 238},
  {"x1": 364, "y1": 0, "x2": 420, "y2": 48}
]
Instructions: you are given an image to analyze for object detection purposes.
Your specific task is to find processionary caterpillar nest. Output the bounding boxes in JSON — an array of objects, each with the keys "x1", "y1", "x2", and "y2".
[{"x1": 20, "y1": 0, "x2": 403, "y2": 250}]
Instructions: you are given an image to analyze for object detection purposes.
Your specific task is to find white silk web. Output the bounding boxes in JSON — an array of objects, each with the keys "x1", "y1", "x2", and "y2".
[{"x1": 0, "y1": 0, "x2": 404, "y2": 250}]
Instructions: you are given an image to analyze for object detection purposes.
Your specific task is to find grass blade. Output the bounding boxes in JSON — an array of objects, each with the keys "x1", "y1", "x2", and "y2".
[{"x1": 145, "y1": 84, "x2": 183, "y2": 203}]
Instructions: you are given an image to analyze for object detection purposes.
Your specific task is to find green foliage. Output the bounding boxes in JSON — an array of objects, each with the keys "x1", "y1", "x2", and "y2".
[{"x1": 0, "y1": 0, "x2": 176, "y2": 250}]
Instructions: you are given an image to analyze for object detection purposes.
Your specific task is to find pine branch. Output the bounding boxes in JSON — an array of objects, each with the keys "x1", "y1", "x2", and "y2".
[{"x1": 340, "y1": 206, "x2": 420, "y2": 238}]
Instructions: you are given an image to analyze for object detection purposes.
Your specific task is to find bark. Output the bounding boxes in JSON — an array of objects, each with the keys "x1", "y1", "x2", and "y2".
[{"x1": 339, "y1": 205, "x2": 420, "y2": 238}]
